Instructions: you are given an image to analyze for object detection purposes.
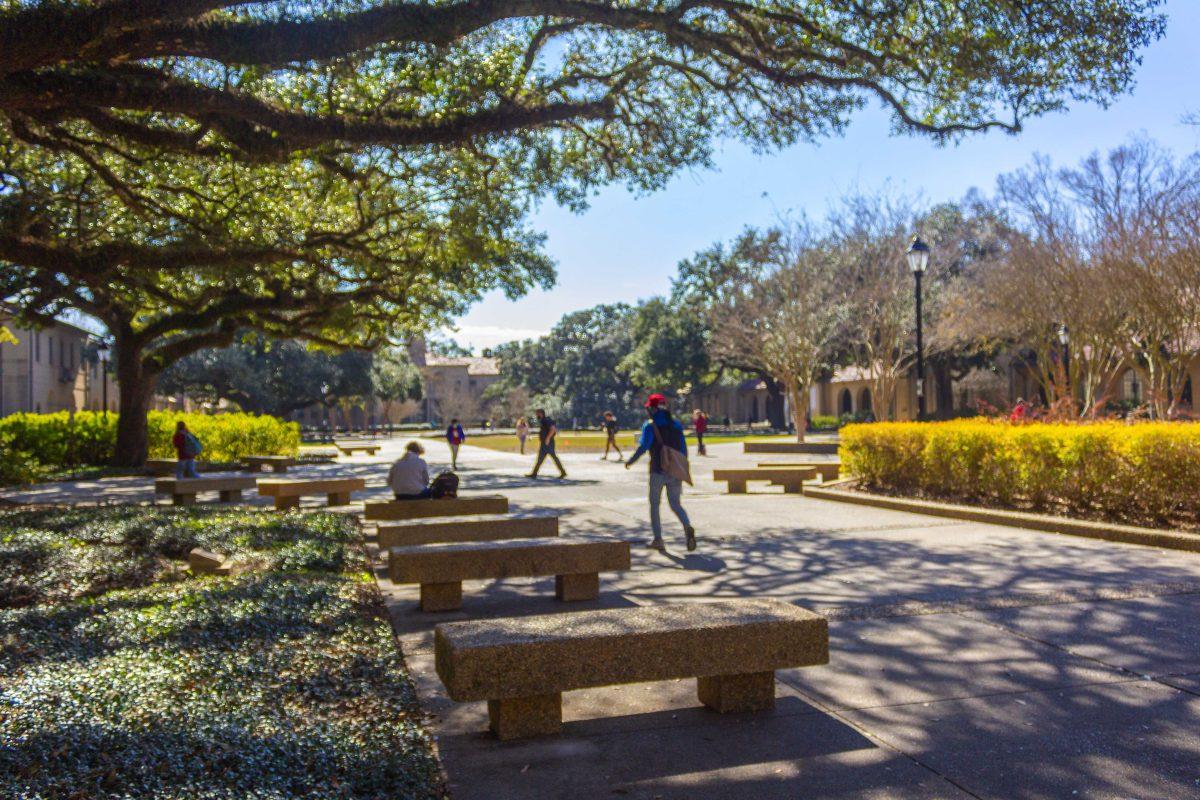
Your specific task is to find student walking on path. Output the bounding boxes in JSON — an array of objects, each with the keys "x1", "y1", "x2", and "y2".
[
  {"x1": 626, "y1": 394, "x2": 696, "y2": 552},
  {"x1": 445, "y1": 418, "x2": 465, "y2": 470},
  {"x1": 515, "y1": 417, "x2": 530, "y2": 454},
  {"x1": 692, "y1": 409, "x2": 709, "y2": 456},
  {"x1": 600, "y1": 411, "x2": 624, "y2": 462},
  {"x1": 172, "y1": 421, "x2": 201, "y2": 479},
  {"x1": 388, "y1": 441, "x2": 432, "y2": 499},
  {"x1": 527, "y1": 408, "x2": 567, "y2": 479}
]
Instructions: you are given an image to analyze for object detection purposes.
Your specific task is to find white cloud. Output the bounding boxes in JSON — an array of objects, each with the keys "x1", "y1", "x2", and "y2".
[{"x1": 443, "y1": 324, "x2": 549, "y2": 350}]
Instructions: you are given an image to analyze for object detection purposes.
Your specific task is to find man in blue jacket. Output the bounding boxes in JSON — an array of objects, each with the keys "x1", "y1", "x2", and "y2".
[{"x1": 625, "y1": 393, "x2": 697, "y2": 552}]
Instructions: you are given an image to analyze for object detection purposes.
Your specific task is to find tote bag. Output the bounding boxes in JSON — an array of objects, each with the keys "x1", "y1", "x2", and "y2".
[{"x1": 651, "y1": 422, "x2": 693, "y2": 486}]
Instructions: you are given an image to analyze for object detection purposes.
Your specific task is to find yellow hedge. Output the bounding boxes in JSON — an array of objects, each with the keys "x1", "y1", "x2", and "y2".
[
  {"x1": 840, "y1": 420, "x2": 1200, "y2": 525},
  {"x1": 0, "y1": 411, "x2": 298, "y2": 468}
]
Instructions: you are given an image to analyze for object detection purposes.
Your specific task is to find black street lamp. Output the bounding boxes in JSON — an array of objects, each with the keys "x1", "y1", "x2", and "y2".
[
  {"x1": 1057, "y1": 323, "x2": 1070, "y2": 405},
  {"x1": 907, "y1": 235, "x2": 931, "y2": 418},
  {"x1": 96, "y1": 340, "x2": 110, "y2": 418}
]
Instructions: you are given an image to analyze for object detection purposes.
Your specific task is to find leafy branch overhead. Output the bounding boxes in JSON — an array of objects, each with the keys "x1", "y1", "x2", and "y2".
[{"x1": 0, "y1": 0, "x2": 1166, "y2": 163}]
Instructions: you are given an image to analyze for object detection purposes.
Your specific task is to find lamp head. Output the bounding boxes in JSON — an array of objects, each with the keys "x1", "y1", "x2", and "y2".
[{"x1": 906, "y1": 235, "x2": 930, "y2": 274}]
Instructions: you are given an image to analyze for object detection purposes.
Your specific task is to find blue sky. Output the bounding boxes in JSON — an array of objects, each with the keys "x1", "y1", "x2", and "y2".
[{"x1": 449, "y1": 0, "x2": 1200, "y2": 352}]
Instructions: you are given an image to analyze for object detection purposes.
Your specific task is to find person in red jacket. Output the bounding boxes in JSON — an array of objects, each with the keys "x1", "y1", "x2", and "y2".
[
  {"x1": 692, "y1": 409, "x2": 709, "y2": 456},
  {"x1": 172, "y1": 421, "x2": 201, "y2": 479}
]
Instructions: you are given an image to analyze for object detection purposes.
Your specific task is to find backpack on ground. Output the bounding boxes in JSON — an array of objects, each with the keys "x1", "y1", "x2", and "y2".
[
  {"x1": 430, "y1": 470, "x2": 459, "y2": 499},
  {"x1": 183, "y1": 431, "x2": 203, "y2": 458}
]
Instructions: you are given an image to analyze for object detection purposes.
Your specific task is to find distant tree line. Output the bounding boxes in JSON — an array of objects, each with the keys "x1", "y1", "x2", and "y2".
[{"x1": 489, "y1": 138, "x2": 1200, "y2": 436}]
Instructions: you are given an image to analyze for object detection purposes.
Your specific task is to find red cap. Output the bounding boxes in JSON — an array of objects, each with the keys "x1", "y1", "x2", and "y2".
[{"x1": 644, "y1": 393, "x2": 667, "y2": 409}]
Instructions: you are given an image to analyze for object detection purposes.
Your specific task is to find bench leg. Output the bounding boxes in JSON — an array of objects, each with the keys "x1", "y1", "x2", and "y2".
[
  {"x1": 327, "y1": 492, "x2": 351, "y2": 506},
  {"x1": 555, "y1": 572, "x2": 599, "y2": 602},
  {"x1": 779, "y1": 481, "x2": 803, "y2": 494},
  {"x1": 173, "y1": 493, "x2": 196, "y2": 506},
  {"x1": 420, "y1": 581, "x2": 463, "y2": 612},
  {"x1": 274, "y1": 496, "x2": 301, "y2": 511},
  {"x1": 272, "y1": 464, "x2": 288, "y2": 473},
  {"x1": 487, "y1": 693, "x2": 562, "y2": 740},
  {"x1": 727, "y1": 480, "x2": 747, "y2": 494},
  {"x1": 219, "y1": 489, "x2": 242, "y2": 503},
  {"x1": 697, "y1": 671, "x2": 775, "y2": 713}
]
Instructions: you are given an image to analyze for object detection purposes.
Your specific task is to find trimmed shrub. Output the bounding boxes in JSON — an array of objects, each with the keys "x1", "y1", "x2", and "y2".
[
  {"x1": 841, "y1": 420, "x2": 1200, "y2": 526},
  {"x1": 0, "y1": 411, "x2": 298, "y2": 481}
]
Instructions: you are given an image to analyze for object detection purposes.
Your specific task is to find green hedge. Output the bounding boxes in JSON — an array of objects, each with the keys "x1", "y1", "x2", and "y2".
[
  {"x1": 841, "y1": 420, "x2": 1200, "y2": 526},
  {"x1": 0, "y1": 411, "x2": 299, "y2": 481}
]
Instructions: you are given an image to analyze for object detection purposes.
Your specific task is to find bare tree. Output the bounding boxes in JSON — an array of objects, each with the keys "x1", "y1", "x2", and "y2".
[
  {"x1": 826, "y1": 193, "x2": 923, "y2": 420},
  {"x1": 710, "y1": 225, "x2": 846, "y2": 440}
]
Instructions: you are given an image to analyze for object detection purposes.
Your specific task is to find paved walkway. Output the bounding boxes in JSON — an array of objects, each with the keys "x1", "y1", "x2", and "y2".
[
  {"x1": 8, "y1": 437, "x2": 1200, "y2": 798},
  {"x1": 376, "y1": 439, "x2": 1200, "y2": 800}
]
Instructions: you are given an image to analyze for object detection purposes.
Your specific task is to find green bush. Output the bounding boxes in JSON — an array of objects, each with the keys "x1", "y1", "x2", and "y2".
[
  {"x1": 810, "y1": 414, "x2": 840, "y2": 430},
  {"x1": 0, "y1": 507, "x2": 442, "y2": 799},
  {"x1": 841, "y1": 420, "x2": 1200, "y2": 526},
  {"x1": 0, "y1": 411, "x2": 298, "y2": 481}
]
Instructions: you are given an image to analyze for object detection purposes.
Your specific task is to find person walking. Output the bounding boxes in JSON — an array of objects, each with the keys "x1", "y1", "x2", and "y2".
[
  {"x1": 600, "y1": 411, "x2": 624, "y2": 461},
  {"x1": 387, "y1": 441, "x2": 432, "y2": 499},
  {"x1": 445, "y1": 418, "x2": 465, "y2": 470},
  {"x1": 172, "y1": 420, "x2": 201, "y2": 479},
  {"x1": 527, "y1": 408, "x2": 567, "y2": 479},
  {"x1": 515, "y1": 417, "x2": 530, "y2": 454},
  {"x1": 626, "y1": 394, "x2": 696, "y2": 552},
  {"x1": 692, "y1": 409, "x2": 709, "y2": 456}
]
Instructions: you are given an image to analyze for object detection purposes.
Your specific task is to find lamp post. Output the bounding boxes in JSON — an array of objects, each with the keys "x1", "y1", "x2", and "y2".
[
  {"x1": 907, "y1": 235, "x2": 931, "y2": 418},
  {"x1": 1057, "y1": 324, "x2": 1070, "y2": 408},
  {"x1": 96, "y1": 340, "x2": 110, "y2": 418}
]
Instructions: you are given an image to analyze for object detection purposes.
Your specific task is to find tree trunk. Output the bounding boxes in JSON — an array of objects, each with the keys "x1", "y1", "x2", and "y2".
[
  {"x1": 787, "y1": 379, "x2": 808, "y2": 443},
  {"x1": 932, "y1": 360, "x2": 954, "y2": 419},
  {"x1": 763, "y1": 376, "x2": 787, "y2": 430},
  {"x1": 112, "y1": 336, "x2": 157, "y2": 467}
]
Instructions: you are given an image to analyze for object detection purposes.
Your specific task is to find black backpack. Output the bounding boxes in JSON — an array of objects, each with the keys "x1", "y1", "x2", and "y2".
[{"x1": 430, "y1": 471, "x2": 459, "y2": 499}]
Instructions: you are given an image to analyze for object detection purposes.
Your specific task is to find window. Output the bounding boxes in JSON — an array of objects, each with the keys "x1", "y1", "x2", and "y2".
[
  {"x1": 1121, "y1": 370, "x2": 1141, "y2": 403},
  {"x1": 34, "y1": 333, "x2": 40, "y2": 363},
  {"x1": 48, "y1": 335, "x2": 54, "y2": 365},
  {"x1": 839, "y1": 389, "x2": 853, "y2": 415}
]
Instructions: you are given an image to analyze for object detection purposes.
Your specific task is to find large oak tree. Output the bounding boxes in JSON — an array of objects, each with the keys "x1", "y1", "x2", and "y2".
[{"x1": 0, "y1": 0, "x2": 1168, "y2": 461}]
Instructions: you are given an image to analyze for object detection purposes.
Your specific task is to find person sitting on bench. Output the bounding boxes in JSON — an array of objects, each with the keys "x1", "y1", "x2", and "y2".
[{"x1": 388, "y1": 441, "x2": 432, "y2": 500}]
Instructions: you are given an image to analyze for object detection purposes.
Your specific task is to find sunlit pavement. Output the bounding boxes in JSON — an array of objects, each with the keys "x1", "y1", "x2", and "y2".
[{"x1": 11, "y1": 438, "x2": 1200, "y2": 798}]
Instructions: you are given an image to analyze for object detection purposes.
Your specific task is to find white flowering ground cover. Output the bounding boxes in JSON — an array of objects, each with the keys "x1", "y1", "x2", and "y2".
[{"x1": 0, "y1": 507, "x2": 444, "y2": 799}]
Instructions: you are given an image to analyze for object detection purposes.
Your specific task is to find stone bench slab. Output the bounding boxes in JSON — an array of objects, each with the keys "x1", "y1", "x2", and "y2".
[
  {"x1": 435, "y1": 598, "x2": 829, "y2": 738},
  {"x1": 756, "y1": 462, "x2": 841, "y2": 480},
  {"x1": 154, "y1": 476, "x2": 258, "y2": 505},
  {"x1": 713, "y1": 467, "x2": 818, "y2": 493},
  {"x1": 743, "y1": 441, "x2": 839, "y2": 455},
  {"x1": 243, "y1": 456, "x2": 296, "y2": 473},
  {"x1": 389, "y1": 537, "x2": 630, "y2": 611},
  {"x1": 378, "y1": 515, "x2": 558, "y2": 549},
  {"x1": 365, "y1": 495, "x2": 509, "y2": 521},
  {"x1": 257, "y1": 477, "x2": 366, "y2": 509}
]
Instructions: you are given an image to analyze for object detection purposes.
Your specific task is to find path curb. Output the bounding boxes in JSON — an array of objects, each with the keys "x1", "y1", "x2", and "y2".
[{"x1": 802, "y1": 486, "x2": 1200, "y2": 554}]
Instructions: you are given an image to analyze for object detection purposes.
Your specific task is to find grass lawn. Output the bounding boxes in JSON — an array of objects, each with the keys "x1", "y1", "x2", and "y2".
[
  {"x1": 462, "y1": 430, "x2": 800, "y2": 454},
  {"x1": 0, "y1": 506, "x2": 442, "y2": 799}
]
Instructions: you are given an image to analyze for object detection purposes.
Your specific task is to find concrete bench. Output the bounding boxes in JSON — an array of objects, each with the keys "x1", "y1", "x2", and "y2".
[
  {"x1": 756, "y1": 461, "x2": 840, "y2": 481},
  {"x1": 257, "y1": 477, "x2": 366, "y2": 509},
  {"x1": 335, "y1": 442, "x2": 380, "y2": 456},
  {"x1": 713, "y1": 467, "x2": 818, "y2": 494},
  {"x1": 435, "y1": 598, "x2": 829, "y2": 739},
  {"x1": 364, "y1": 495, "x2": 509, "y2": 521},
  {"x1": 378, "y1": 515, "x2": 558, "y2": 549},
  {"x1": 388, "y1": 537, "x2": 630, "y2": 612},
  {"x1": 243, "y1": 455, "x2": 296, "y2": 473},
  {"x1": 743, "y1": 441, "x2": 839, "y2": 455},
  {"x1": 154, "y1": 476, "x2": 258, "y2": 505}
]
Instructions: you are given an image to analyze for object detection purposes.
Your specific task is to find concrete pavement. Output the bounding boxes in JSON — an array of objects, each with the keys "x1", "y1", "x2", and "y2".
[
  {"x1": 8, "y1": 435, "x2": 1200, "y2": 798},
  {"x1": 378, "y1": 438, "x2": 1200, "y2": 800}
]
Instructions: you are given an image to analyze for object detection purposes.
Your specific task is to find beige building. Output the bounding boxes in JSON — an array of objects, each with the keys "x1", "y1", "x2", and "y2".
[
  {"x1": 412, "y1": 340, "x2": 501, "y2": 423},
  {"x1": 0, "y1": 311, "x2": 110, "y2": 417}
]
